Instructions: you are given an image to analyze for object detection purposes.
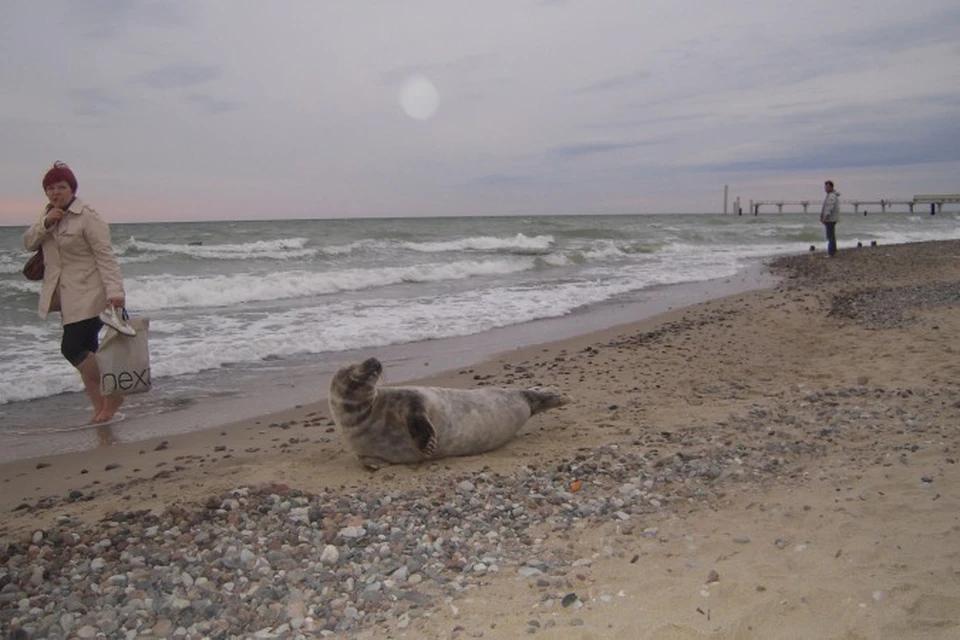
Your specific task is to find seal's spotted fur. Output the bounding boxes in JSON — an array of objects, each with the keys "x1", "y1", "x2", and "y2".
[{"x1": 329, "y1": 357, "x2": 569, "y2": 469}]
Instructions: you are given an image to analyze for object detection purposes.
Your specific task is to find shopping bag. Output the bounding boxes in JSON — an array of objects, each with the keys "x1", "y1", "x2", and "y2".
[{"x1": 97, "y1": 316, "x2": 152, "y2": 396}]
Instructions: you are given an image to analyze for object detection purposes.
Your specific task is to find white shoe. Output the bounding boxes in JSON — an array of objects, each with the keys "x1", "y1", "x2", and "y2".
[{"x1": 100, "y1": 306, "x2": 137, "y2": 336}]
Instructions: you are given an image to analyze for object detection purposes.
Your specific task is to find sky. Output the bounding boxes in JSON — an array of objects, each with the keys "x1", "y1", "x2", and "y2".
[{"x1": 1, "y1": 0, "x2": 959, "y2": 224}]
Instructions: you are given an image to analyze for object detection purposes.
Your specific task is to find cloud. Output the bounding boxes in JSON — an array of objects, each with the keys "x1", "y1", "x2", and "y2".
[
  {"x1": 699, "y1": 114, "x2": 960, "y2": 173},
  {"x1": 572, "y1": 70, "x2": 652, "y2": 94},
  {"x1": 379, "y1": 54, "x2": 490, "y2": 85},
  {"x1": 464, "y1": 173, "x2": 538, "y2": 188},
  {"x1": 549, "y1": 140, "x2": 664, "y2": 158},
  {"x1": 69, "y1": 0, "x2": 190, "y2": 39},
  {"x1": 839, "y1": 5, "x2": 960, "y2": 53},
  {"x1": 69, "y1": 88, "x2": 124, "y2": 117},
  {"x1": 132, "y1": 63, "x2": 221, "y2": 90},
  {"x1": 578, "y1": 111, "x2": 713, "y2": 131},
  {"x1": 186, "y1": 93, "x2": 240, "y2": 114}
]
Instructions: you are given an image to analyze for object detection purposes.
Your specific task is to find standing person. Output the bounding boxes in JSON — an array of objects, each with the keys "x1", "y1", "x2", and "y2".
[
  {"x1": 820, "y1": 179, "x2": 840, "y2": 257},
  {"x1": 22, "y1": 161, "x2": 132, "y2": 424}
]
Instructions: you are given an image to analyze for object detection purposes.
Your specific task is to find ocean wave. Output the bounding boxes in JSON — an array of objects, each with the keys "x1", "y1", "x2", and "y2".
[
  {"x1": 314, "y1": 234, "x2": 556, "y2": 257},
  {"x1": 400, "y1": 234, "x2": 555, "y2": 254},
  {"x1": 0, "y1": 251, "x2": 36, "y2": 275},
  {"x1": 121, "y1": 237, "x2": 315, "y2": 260},
  {"x1": 126, "y1": 257, "x2": 538, "y2": 310}
]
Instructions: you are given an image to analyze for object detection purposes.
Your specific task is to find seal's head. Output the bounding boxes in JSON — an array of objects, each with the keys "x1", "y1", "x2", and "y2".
[{"x1": 329, "y1": 357, "x2": 383, "y2": 424}]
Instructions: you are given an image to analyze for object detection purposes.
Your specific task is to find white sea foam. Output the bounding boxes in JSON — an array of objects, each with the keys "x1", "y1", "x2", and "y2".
[
  {"x1": 400, "y1": 234, "x2": 555, "y2": 254},
  {"x1": 250, "y1": 234, "x2": 556, "y2": 258},
  {"x1": 123, "y1": 237, "x2": 315, "y2": 260},
  {"x1": 580, "y1": 240, "x2": 631, "y2": 261},
  {"x1": 0, "y1": 252, "x2": 755, "y2": 404},
  {"x1": 126, "y1": 257, "x2": 537, "y2": 311},
  {"x1": 0, "y1": 262, "x2": 22, "y2": 275}
]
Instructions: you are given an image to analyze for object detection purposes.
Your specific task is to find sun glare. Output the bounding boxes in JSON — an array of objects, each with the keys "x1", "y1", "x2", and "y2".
[{"x1": 398, "y1": 75, "x2": 440, "y2": 121}]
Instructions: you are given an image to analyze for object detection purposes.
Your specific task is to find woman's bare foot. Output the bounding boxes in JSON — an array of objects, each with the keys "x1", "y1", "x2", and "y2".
[
  {"x1": 95, "y1": 396, "x2": 125, "y2": 423},
  {"x1": 90, "y1": 400, "x2": 107, "y2": 424}
]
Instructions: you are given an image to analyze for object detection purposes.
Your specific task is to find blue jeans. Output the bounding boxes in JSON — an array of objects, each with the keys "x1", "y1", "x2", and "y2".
[{"x1": 823, "y1": 222, "x2": 837, "y2": 256}]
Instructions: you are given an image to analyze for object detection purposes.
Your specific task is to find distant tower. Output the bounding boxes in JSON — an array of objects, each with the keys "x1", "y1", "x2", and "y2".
[{"x1": 723, "y1": 184, "x2": 729, "y2": 214}]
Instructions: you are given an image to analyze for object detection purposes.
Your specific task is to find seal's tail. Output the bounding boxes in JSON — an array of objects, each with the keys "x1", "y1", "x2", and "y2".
[{"x1": 522, "y1": 387, "x2": 571, "y2": 415}]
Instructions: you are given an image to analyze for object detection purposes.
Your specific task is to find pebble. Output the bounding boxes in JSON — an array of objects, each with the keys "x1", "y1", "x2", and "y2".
[{"x1": 320, "y1": 544, "x2": 340, "y2": 566}]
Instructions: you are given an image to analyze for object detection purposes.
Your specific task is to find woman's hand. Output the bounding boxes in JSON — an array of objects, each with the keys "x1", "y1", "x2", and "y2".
[
  {"x1": 44, "y1": 208, "x2": 65, "y2": 228},
  {"x1": 107, "y1": 296, "x2": 126, "y2": 309}
]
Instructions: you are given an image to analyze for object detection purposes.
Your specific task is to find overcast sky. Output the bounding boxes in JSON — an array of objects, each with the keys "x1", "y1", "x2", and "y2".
[{"x1": 2, "y1": 1, "x2": 959, "y2": 224}]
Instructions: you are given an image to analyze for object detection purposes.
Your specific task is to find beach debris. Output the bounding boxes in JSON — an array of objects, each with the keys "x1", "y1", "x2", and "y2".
[{"x1": 570, "y1": 480, "x2": 583, "y2": 492}]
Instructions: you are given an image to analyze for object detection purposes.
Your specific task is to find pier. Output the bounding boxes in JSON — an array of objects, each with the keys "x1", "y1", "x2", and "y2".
[{"x1": 743, "y1": 193, "x2": 960, "y2": 215}]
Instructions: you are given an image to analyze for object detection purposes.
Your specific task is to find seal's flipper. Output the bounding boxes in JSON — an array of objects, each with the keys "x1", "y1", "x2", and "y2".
[
  {"x1": 521, "y1": 388, "x2": 570, "y2": 415},
  {"x1": 408, "y1": 414, "x2": 438, "y2": 457}
]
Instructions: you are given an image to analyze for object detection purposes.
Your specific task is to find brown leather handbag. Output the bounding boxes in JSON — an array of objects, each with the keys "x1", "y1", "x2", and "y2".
[{"x1": 23, "y1": 247, "x2": 44, "y2": 281}]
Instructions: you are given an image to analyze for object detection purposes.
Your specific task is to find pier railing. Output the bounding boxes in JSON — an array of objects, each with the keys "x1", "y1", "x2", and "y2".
[{"x1": 744, "y1": 194, "x2": 958, "y2": 215}]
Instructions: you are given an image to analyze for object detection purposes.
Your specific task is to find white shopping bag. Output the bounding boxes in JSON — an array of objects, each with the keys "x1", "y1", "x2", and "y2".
[{"x1": 97, "y1": 316, "x2": 152, "y2": 396}]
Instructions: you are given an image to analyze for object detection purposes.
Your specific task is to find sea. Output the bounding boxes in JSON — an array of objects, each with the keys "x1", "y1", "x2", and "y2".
[{"x1": 2, "y1": 211, "x2": 959, "y2": 463}]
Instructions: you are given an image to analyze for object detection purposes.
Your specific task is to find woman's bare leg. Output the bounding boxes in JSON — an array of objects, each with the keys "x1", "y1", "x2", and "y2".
[
  {"x1": 100, "y1": 394, "x2": 125, "y2": 422},
  {"x1": 75, "y1": 354, "x2": 105, "y2": 422},
  {"x1": 76, "y1": 354, "x2": 124, "y2": 423}
]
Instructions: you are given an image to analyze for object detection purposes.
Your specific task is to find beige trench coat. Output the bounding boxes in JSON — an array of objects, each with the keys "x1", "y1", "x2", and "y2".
[{"x1": 22, "y1": 198, "x2": 125, "y2": 325}]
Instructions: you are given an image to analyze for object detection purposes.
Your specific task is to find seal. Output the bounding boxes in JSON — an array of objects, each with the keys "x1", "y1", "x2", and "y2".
[{"x1": 329, "y1": 357, "x2": 570, "y2": 469}]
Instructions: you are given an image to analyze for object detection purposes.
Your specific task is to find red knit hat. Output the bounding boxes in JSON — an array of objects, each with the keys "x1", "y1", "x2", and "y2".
[{"x1": 42, "y1": 161, "x2": 78, "y2": 194}]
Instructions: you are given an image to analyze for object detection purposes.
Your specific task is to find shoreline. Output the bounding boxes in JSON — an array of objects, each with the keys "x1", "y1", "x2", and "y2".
[
  {"x1": 0, "y1": 267, "x2": 780, "y2": 518},
  {"x1": 0, "y1": 259, "x2": 777, "y2": 465},
  {"x1": 3, "y1": 239, "x2": 960, "y2": 639}
]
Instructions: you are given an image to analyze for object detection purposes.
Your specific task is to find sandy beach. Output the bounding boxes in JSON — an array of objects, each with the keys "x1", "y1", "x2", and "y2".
[{"x1": 3, "y1": 240, "x2": 960, "y2": 639}]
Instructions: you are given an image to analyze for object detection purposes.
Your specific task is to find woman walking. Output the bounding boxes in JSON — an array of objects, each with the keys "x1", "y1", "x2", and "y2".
[{"x1": 23, "y1": 161, "x2": 130, "y2": 424}]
